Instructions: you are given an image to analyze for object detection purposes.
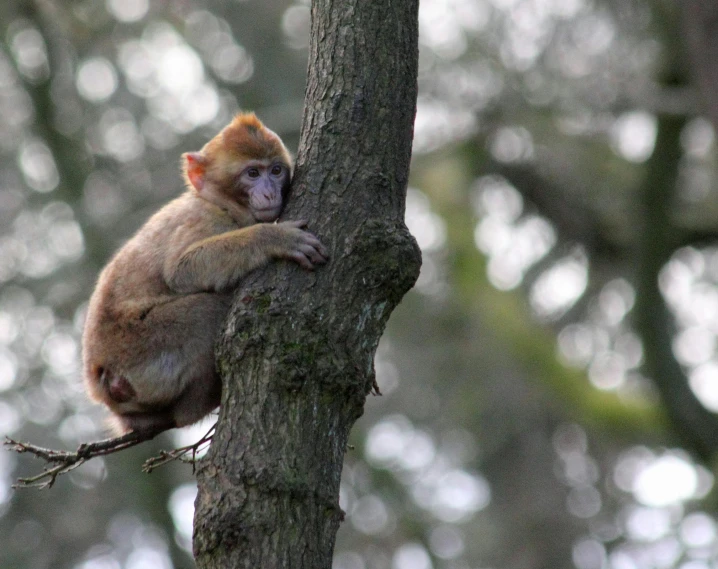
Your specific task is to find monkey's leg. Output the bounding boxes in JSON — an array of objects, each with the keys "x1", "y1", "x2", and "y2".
[
  {"x1": 170, "y1": 369, "x2": 222, "y2": 428},
  {"x1": 112, "y1": 408, "x2": 176, "y2": 435},
  {"x1": 110, "y1": 293, "x2": 229, "y2": 431}
]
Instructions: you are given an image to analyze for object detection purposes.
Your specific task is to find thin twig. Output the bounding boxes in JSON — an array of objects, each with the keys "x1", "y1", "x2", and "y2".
[
  {"x1": 5, "y1": 428, "x2": 163, "y2": 489},
  {"x1": 6, "y1": 421, "x2": 218, "y2": 489},
  {"x1": 143, "y1": 423, "x2": 216, "y2": 474}
]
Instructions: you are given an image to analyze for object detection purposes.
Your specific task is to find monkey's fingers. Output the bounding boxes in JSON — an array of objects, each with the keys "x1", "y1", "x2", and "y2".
[
  {"x1": 315, "y1": 240, "x2": 329, "y2": 259},
  {"x1": 299, "y1": 233, "x2": 329, "y2": 260},
  {"x1": 288, "y1": 251, "x2": 316, "y2": 270},
  {"x1": 298, "y1": 243, "x2": 328, "y2": 265}
]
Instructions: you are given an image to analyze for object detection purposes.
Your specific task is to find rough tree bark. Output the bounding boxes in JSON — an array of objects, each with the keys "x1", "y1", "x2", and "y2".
[{"x1": 193, "y1": 1, "x2": 421, "y2": 567}]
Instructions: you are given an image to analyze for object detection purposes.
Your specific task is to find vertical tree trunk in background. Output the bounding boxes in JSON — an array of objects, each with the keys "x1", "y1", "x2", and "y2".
[
  {"x1": 632, "y1": 114, "x2": 718, "y2": 459},
  {"x1": 682, "y1": 1, "x2": 718, "y2": 130},
  {"x1": 193, "y1": 1, "x2": 421, "y2": 567}
]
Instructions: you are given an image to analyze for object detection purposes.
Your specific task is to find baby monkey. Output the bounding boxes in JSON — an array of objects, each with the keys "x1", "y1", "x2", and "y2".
[{"x1": 82, "y1": 113, "x2": 328, "y2": 434}]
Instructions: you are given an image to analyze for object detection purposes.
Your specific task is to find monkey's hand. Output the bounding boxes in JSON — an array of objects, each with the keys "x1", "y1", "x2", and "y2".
[{"x1": 276, "y1": 220, "x2": 329, "y2": 270}]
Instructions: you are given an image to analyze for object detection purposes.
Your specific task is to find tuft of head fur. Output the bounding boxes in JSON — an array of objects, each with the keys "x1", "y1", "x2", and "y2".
[
  {"x1": 207, "y1": 112, "x2": 291, "y2": 166},
  {"x1": 181, "y1": 113, "x2": 293, "y2": 193}
]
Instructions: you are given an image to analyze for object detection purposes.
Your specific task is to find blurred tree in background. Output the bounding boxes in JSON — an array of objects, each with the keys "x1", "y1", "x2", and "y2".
[{"x1": 2, "y1": 0, "x2": 718, "y2": 568}]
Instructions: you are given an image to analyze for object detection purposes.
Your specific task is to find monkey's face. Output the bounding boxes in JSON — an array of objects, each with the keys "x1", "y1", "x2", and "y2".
[
  {"x1": 182, "y1": 113, "x2": 294, "y2": 225},
  {"x1": 239, "y1": 160, "x2": 291, "y2": 222}
]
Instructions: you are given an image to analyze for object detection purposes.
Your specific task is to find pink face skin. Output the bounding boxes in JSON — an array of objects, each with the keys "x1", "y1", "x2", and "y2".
[
  {"x1": 184, "y1": 152, "x2": 291, "y2": 224},
  {"x1": 239, "y1": 160, "x2": 291, "y2": 222}
]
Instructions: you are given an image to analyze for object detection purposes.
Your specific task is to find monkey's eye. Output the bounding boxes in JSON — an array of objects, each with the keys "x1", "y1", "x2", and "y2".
[
  {"x1": 246, "y1": 168, "x2": 260, "y2": 179},
  {"x1": 270, "y1": 164, "x2": 283, "y2": 176}
]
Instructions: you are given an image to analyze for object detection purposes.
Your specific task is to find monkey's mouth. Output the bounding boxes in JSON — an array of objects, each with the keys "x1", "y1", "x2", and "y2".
[{"x1": 253, "y1": 207, "x2": 282, "y2": 222}]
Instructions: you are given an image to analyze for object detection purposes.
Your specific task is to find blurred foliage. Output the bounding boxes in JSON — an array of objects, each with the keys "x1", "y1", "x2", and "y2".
[{"x1": 3, "y1": 1, "x2": 718, "y2": 568}]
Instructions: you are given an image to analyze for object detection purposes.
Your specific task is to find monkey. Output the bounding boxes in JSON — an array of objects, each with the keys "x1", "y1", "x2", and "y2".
[{"x1": 82, "y1": 113, "x2": 328, "y2": 435}]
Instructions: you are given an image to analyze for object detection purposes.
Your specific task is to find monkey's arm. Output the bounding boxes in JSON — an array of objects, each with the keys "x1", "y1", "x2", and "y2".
[{"x1": 166, "y1": 221, "x2": 328, "y2": 293}]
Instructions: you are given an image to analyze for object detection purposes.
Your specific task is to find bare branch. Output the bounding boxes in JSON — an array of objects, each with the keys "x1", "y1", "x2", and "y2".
[
  {"x1": 6, "y1": 421, "x2": 218, "y2": 489},
  {"x1": 5, "y1": 428, "x2": 163, "y2": 489},
  {"x1": 143, "y1": 423, "x2": 216, "y2": 474}
]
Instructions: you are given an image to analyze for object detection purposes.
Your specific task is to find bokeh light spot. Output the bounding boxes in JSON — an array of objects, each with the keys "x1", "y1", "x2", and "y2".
[
  {"x1": 106, "y1": 0, "x2": 149, "y2": 22},
  {"x1": 76, "y1": 58, "x2": 118, "y2": 103}
]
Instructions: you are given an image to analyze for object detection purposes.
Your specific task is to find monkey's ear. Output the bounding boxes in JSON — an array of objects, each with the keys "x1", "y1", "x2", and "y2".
[{"x1": 183, "y1": 152, "x2": 207, "y2": 192}]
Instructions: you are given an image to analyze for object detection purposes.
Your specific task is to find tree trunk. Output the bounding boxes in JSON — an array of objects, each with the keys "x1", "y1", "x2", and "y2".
[{"x1": 193, "y1": 1, "x2": 421, "y2": 567}]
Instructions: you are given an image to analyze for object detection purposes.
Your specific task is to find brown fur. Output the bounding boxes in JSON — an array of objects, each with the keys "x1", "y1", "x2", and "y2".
[
  {"x1": 83, "y1": 114, "x2": 327, "y2": 434},
  {"x1": 182, "y1": 112, "x2": 292, "y2": 192}
]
